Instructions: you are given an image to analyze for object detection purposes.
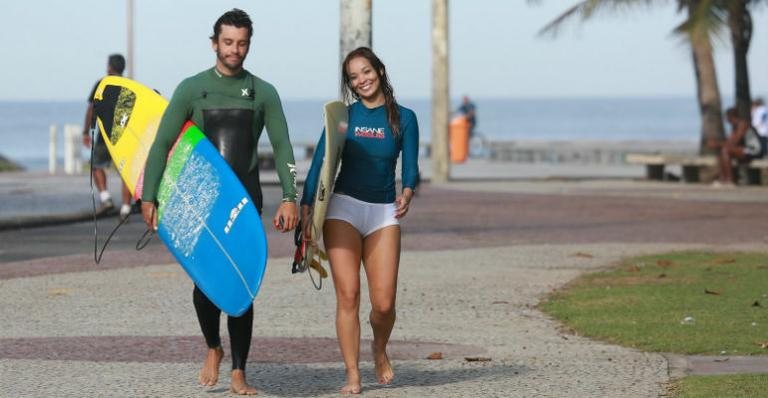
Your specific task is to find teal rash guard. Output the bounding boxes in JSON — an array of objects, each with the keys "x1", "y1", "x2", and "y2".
[
  {"x1": 301, "y1": 101, "x2": 419, "y2": 205},
  {"x1": 142, "y1": 68, "x2": 297, "y2": 211}
]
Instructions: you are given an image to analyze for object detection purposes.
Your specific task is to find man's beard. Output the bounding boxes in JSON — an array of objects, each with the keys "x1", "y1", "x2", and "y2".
[{"x1": 216, "y1": 49, "x2": 244, "y2": 71}]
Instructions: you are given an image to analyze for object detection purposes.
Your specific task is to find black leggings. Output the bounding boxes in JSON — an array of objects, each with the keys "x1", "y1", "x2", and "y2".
[{"x1": 193, "y1": 285, "x2": 254, "y2": 370}]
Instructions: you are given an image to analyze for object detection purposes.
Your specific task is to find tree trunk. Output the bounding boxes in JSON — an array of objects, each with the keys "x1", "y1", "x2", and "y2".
[
  {"x1": 690, "y1": 32, "x2": 725, "y2": 154},
  {"x1": 431, "y1": 0, "x2": 450, "y2": 183},
  {"x1": 339, "y1": 0, "x2": 372, "y2": 66},
  {"x1": 729, "y1": 0, "x2": 753, "y2": 120}
]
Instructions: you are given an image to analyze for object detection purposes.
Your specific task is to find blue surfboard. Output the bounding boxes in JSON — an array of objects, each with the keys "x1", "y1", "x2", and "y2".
[{"x1": 156, "y1": 121, "x2": 267, "y2": 316}]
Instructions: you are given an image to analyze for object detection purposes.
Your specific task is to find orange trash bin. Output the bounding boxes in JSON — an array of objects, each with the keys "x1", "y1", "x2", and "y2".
[{"x1": 449, "y1": 115, "x2": 469, "y2": 163}]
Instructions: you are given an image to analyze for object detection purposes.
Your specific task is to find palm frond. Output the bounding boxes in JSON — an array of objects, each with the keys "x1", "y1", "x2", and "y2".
[
  {"x1": 538, "y1": 0, "x2": 668, "y2": 38},
  {"x1": 673, "y1": 0, "x2": 728, "y2": 47}
]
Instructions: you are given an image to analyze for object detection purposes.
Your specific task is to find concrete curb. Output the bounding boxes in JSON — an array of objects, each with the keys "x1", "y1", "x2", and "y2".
[{"x1": 0, "y1": 209, "x2": 117, "y2": 231}]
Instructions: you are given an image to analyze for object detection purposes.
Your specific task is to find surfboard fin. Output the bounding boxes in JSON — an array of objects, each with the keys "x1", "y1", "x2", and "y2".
[
  {"x1": 309, "y1": 258, "x2": 328, "y2": 279},
  {"x1": 317, "y1": 249, "x2": 328, "y2": 261}
]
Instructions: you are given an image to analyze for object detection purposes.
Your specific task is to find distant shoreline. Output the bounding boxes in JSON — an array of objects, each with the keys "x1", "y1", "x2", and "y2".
[{"x1": 0, "y1": 154, "x2": 23, "y2": 172}]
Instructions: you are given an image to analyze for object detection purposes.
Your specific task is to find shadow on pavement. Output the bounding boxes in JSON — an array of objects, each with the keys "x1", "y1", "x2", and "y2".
[{"x1": 252, "y1": 362, "x2": 529, "y2": 397}]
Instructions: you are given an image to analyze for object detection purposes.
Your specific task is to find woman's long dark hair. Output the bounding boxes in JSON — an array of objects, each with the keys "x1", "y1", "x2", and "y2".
[{"x1": 341, "y1": 47, "x2": 401, "y2": 136}]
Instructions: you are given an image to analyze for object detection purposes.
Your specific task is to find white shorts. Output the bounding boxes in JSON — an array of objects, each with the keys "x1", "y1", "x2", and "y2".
[{"x1": 326, "y1": 193, "x2": 399, "y2": 237}]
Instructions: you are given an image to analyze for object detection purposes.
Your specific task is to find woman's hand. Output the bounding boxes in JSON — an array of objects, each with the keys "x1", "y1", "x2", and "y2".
[{"x1": 395, "y1": 188, "x2": 414, "y2": 219}]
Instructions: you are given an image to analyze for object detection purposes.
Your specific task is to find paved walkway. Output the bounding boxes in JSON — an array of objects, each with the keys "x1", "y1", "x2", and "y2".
[{"x1": 2, "y1": 161, "x2": 768, "y2": 397}]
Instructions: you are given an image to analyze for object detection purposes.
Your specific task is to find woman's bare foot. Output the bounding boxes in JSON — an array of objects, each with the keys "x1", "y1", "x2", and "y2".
[
  {"x1": 340, "y1": 368, "x2": 362, "y2": 394},
  {"x1": 198, "y1": 347, "x2": 223, "y2": 386},
  {"x1": 230, "y1": 370, "x2": 258, "y2": 395},
  {"x1": 371, "y1": 341, "x2": 394, "y2": 384}
]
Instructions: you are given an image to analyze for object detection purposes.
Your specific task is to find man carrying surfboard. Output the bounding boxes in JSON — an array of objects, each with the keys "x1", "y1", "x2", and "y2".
[
  {"x1": 141, "y1": 9, "x2": 298, "y2": 395},
  {"x1": 301, "y1": 47, "x2": 419, "y2": 394},
  {"x1": 82, "y1": 54, "x2": 134, "y2": 219}
]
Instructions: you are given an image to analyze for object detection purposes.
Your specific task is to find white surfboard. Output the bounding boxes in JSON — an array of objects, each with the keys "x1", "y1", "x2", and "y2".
[{"x1": 296, "y1": 101, "x2": 347, "y2": 281}]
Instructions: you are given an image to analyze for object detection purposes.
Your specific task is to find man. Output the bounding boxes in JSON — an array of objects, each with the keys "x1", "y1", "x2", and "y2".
[
  {"x1": 82, "y1": 54, "x2": 133, "y2": 218},
  {"x1": 141, "y1": 9, "x2": 298, "y2": 395},
  {"x1": 458, "y1": 95, "x2": 477, "y2": 137}
]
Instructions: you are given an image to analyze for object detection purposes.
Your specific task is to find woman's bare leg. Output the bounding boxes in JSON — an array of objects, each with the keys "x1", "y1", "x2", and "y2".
[
  {"x1": 362, "y1": 225, "x2": 400, "y2": 384},
  {"x1": 325, "y1": 220, "x2": 363, "y2": 394}
]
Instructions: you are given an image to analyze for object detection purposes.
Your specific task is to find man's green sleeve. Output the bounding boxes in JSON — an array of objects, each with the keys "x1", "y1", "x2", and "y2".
[
  {"x1": 141, "y1": 81, "x2": 191, "y2": 203},
  {"x1": 263, "y1": 84, "x2": 297, "y2": 202}
]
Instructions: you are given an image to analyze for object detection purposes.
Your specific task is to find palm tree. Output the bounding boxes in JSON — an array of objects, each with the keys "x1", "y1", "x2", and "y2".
[
  {"x1": 728, "y1": 0, "x2": 753, "y2": 120},
  {"x1": 676, "y1": 0, "x2": 726, "y2": 153},
  {"x1": 539, "y1": 0, "x2": 726, "y2": 154}
]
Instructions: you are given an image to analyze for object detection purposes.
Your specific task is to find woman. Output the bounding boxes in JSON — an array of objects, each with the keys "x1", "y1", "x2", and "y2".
[{"x1": 300, "y1": 47, "x2": 419, "y2": 394}]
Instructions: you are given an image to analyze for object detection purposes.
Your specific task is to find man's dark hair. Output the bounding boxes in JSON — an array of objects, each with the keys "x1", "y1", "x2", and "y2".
[
  {"x1": 108, "y1": 54, "x2": 126, "y2": 75},
  {"x1": 210, "y1": 8, "x2": 253, "y2": 41}
]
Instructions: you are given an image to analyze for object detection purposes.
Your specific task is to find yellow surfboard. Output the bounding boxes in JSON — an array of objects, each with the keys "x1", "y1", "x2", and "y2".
[{"x1": 92, "y1": 76, "x2": 167, "y2": 200}]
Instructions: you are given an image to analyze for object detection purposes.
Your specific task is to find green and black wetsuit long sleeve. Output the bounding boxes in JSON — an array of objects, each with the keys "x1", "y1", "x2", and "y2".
[{"x1": 142, "y1": 68, "x2": 297, "y2": 211}]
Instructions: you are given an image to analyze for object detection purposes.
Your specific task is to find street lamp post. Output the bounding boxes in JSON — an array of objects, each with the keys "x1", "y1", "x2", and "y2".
[
  {"x1": 127, "y1": 0, "x2": 134, "y2": 79},
  {"x1": 431, "y1": 0, "x2": 450, "y2": 183}
]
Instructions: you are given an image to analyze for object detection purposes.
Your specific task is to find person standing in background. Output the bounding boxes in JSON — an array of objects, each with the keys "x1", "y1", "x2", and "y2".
[
  {"x1": 458, "y1": 95, "x2": 477, "y2": 137},
  {"x1": 82, "y1": 53, "x2": 134, "y2": 219}
]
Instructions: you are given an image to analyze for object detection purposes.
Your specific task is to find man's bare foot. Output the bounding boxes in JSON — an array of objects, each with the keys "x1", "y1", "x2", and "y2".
[
  {"x1": 230, "y1": 370, "x2": 258, "y2": 395},
  {"x1": 340, "y1": 368, "x2": 362, "y2": 394},
  {"x1": 198, "y1": 347, "x2": 224, "y2": 386},
  {"x1": 371, "y1": 341, "x2": 394, "y2": 384}
]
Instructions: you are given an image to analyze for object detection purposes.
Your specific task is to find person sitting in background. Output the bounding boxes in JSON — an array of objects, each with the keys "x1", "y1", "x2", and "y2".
[{"x1": 713, "y1": 107, "x2": 765, "y2": 186}]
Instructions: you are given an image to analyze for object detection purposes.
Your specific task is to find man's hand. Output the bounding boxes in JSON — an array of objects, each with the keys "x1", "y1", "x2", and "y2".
[
  {"x1": 273, "y1": 201, "x2": 298, "y2": 233},
  {"x1": 82, "y1": 134, "x2": 92, "y2": 148},
  {"x1": 141, "y1": 201, "x2": 158, "y2": 231}
]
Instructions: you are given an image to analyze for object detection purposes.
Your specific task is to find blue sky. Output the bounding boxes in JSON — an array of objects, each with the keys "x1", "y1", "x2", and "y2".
[{"x1": 2, "y1": 0, "x2": 766, "y2": 101}]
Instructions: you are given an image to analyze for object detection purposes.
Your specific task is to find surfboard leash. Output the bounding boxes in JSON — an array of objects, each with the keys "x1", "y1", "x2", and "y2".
[
  {"x1": 88, "y1": 124, "x2": 131, "y2": 264},
  {"x1": 292, "y1": 223, "x2": 328, "y2": 290},
  {"x1": 135, "y1": 227, "x2": 155, "y2": 250}
]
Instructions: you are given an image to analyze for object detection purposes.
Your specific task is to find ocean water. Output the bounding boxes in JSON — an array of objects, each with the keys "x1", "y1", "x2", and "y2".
[{"x1": 1, "y1": 97, "x2": 705, "y2": 171}]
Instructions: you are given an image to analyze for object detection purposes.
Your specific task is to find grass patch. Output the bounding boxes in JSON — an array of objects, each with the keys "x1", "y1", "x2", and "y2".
[
  {"x1": 541, "y1": 251, "x2": 768, "y2": 355},
  {"x1": 670, "y1": 374, "x2": 768, "y2": 397}
]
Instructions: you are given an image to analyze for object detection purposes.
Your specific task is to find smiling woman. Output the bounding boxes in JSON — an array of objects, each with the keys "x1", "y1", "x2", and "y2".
[{"x1": 300, "y1": 46, "x2": 420, "y2": 394}]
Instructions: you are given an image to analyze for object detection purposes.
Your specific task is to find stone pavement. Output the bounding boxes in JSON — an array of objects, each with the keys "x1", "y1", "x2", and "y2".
[{"x1": 2, "y1": 160, "x2": 768, "y2": 397}]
